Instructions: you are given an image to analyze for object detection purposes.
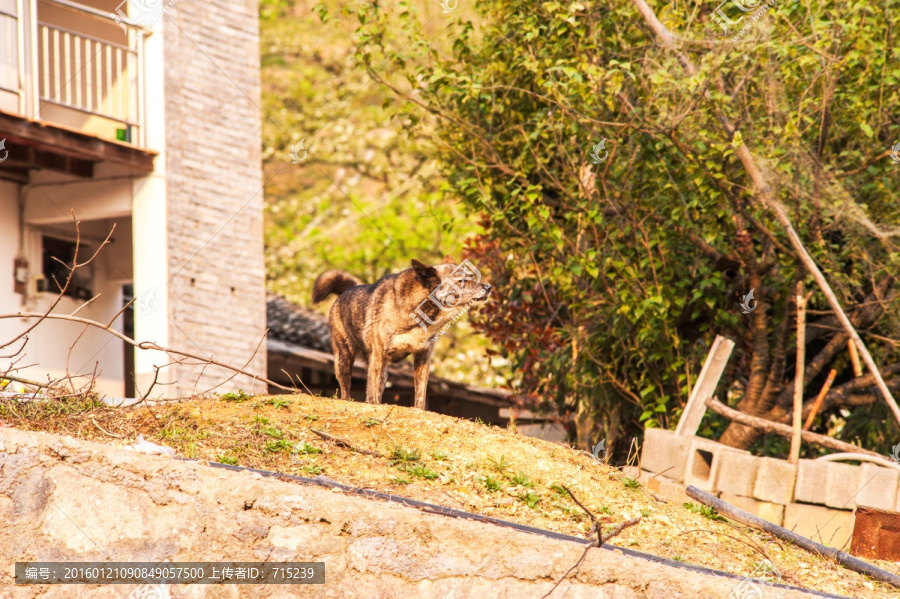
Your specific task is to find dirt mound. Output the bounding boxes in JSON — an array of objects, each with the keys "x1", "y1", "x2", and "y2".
[{"x1": 2, "y1": 393, "x2": 897, "y2": 598}]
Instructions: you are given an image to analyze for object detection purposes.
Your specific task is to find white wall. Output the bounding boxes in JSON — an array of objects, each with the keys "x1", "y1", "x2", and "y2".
[{"x1": 0, "y1": 180, "x2": 128, "y2": 398}]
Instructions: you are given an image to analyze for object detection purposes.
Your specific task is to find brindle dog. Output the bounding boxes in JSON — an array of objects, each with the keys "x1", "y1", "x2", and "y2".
[{"x1": 312, "y1": 256, "x2": 491, "y2": 409}]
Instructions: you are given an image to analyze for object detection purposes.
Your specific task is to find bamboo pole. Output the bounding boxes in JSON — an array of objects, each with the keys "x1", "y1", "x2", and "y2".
[
  {"x1": 848, "y1": 340, "x2": 862, "y2": 377},
  {"x1": 790, "y1": 283, "x2": 809, "y2": 463},
  {"x1": 803, "y1": 369, "x2": 837, "y2": 431}
]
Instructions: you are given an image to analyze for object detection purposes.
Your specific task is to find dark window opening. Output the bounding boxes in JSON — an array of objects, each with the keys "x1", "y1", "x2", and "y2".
[
  {"x1": 41, "y1": 236, "x2": 93, "y2": 300},
  {"x1": 123, "y1": 283, "x2": 135, "y2": 398}
]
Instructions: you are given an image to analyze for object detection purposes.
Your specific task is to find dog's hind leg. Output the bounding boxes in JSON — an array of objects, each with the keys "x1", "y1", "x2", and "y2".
[
  {"x1": 334, "y1": 343, "x2": 355, "y2": 400},
  {"x1": 365, "y1": 352, "x2": 388, "y2": 404},
  {"x1": 412, "y1": 347, "x2": 433, "y2": 410}
]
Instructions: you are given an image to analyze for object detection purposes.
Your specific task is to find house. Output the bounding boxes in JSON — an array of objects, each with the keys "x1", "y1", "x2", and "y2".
[{"x1": 0, "y1": 0, "x2": 267, "y2": 398}]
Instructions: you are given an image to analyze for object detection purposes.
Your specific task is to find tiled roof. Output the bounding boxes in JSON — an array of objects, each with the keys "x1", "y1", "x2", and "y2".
[{"x1": 266, "y1": 293, "x2": 332, "y2": 352}]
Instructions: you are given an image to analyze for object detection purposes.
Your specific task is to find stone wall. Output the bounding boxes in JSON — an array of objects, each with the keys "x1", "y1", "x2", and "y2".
[
  {"x1": 0, "y1": 428, "x2": 828, "y2": 598},
  {"x1": 161, "y1": 0, "x2": 267, "y2": 395},
  {"x1": 639, "y1": 428, "x2": 900, "y2": 549}
]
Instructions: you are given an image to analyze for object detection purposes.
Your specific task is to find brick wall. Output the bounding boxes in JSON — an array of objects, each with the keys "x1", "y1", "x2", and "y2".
[{"x1": 162, "y1": 0, "x2": 266, "y2": 394}]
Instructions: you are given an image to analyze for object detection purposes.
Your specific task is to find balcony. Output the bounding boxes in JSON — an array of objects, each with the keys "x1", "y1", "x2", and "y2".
[{"x1": 0, "y1": 0, "x2": 145, "y2": 147}]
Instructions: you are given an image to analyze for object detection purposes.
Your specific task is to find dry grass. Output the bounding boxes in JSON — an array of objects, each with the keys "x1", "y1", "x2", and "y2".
[{"x1": 2, "y1": 393, "x2": 898, "y2": 598}]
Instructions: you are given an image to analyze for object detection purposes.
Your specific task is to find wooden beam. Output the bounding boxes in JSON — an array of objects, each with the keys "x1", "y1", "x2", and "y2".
[
  {"x1": 706, "y1": 398, "x2": 881, "y2": 457},
  {"x1": 0, "y1": 110, "x2": 156, "y2": 172},
  {"x1": 676, "y1": 335, "x2": 735, "y2": 437},
  {"x1": 2, "y1": 146, "x2": 94, "y2": 177}
]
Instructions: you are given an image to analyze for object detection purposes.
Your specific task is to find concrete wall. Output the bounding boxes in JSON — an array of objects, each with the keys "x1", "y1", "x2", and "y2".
[
  {"x1": 639, "y1": 429, "x2": 900, "y2": 550},
  {"x1": 0, "y1": 427, "x2": 826, "y2": 599},
  {"x1": 160, "y1": 0, "x2": 267, "y2": 396}
]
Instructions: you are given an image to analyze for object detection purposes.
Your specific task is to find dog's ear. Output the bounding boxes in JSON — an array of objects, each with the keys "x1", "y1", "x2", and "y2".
[
  {"x1": 411, "y1": 259, "x2": 439, "y2": 285},
  {"x1": 441, "y1": 254, "x2": 455, "y2": 265}
]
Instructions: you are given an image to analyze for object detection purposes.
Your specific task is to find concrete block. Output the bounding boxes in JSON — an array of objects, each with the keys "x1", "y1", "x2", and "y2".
[
  {"x1": 856, "y1": 463, "x2": 900, "y2": 511},
  {"x1": 640, "y1": 428, "x2": 690, "y2": 482},
  {"x1": 825, "y1": 461, "x2": 861, "y2": 510},
  {"x1": 784, "y1": 503, "x2": 855, "y2": 549},
  {"x1": 752, "y1": 458, "x2": 796, "y2": 505},
  {"x1": 758, "y1": 502, "x2": 785, "y2": 527},
  {"x1": 622, "y1": 465, "x2": 641, "y2": 480},
  {"x1": 720, "y1": 492, "x2": 784, "y2": 526},
  {"x1": 683, "y1": 437, "x2": 748, "y2": 493},
  {"x1": 719, "y1": 492, "x2": 761, "y2": 515},
  {"x1": 655, "y1": 476, "x2": 693, "y2": 505},
  {"x1": 795, "y1": 459, "x2": 829, "y2": 505},
  {"x1": 716, "y1": 452, "x2": 760, "y2": 497},
  {"x1": 637, "y1": 469, "x2": 653, "y2": 488}
]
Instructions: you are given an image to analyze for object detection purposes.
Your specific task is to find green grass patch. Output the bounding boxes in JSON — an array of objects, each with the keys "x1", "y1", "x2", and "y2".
[
  {"x1": 683, "y1": 502, "x2": 726, "y2": 522},
  {"x1": 265, "y1": 439, "x2": 293, "y2": 453},
  {"x1": 389, "y1": 446, "x2": 421, "y2": 465}
]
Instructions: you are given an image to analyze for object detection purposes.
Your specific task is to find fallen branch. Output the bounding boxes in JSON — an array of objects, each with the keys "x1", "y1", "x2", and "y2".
[
  {"x1": 706, "y1": 398, "x2": 881, "y2": 457},
  {"x1": 685, "y1": 486, "x2": 900, "y2": 589},
  {"x1": 310, "y1": 429, "x2": 381, "y2": 457}
]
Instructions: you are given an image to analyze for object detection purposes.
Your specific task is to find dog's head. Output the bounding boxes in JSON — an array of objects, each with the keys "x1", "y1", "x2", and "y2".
[{"x1": 412, "y1": 255, "x2": 492, "y2": 310}]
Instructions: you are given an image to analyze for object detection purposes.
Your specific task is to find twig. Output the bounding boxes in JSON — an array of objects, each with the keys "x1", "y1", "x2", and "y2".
[
  {"x1": 562, "y1": 484, "x2": 599, "y2": 526},
  {"x1": 309, "y1": 428, "x2": 382, "y2": 457},
  {"x1": 848, "y1": 339, "x2": 863, "y2": 377},
  {"x1": 91, "y1": 417, "x2": 124, "y2": 438},
  {"x1": 0, "y1": 215, "x2": 113, "y2": 351},
  {"x1": 279, "y1": 368, "x2": 313, "y2": 396},
  {"x1": 381, "y1": 405, "x2": 397, "y2": 425},
  {"x1": 542, "y1": 485, "x2": 640, "y2": 598},
  {"x1": 601, "y1": 516, "x2": 641, "y2": 544},
  {"x1": 0, "y1": 374, "x2": 63, "y2": 391}
]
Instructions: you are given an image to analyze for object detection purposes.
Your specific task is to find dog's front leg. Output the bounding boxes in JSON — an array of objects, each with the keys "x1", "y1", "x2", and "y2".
[
  {"x1": 366, "y1": 353, "x2": 388, "y2": 404},
  {"x1": 412, "y1": 347, "x2": 433, "y2": 410}
]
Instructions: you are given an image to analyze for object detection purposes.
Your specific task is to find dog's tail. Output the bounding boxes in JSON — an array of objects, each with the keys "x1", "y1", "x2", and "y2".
[{"x1": 312, "y1": 270, "x2": 363, "y2": 303}]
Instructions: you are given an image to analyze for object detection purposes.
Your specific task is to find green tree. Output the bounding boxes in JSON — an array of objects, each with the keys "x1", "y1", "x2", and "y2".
[{"x1": 346, "y1": 0, "x2": 900, "y2": 454}]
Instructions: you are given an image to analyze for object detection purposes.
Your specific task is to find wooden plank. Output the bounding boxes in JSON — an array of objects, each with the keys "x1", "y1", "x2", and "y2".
[
  {"x1": 675, "y1": 335, "x2": 735, "y2": 437},
  {"x1": 0, "y1": 110, "x2": 156, "y2": 172}
]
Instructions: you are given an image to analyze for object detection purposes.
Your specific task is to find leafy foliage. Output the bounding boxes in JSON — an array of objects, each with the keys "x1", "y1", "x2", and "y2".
[{"x1": 343, "y1": 0, "x2": 900, "y2": 453}]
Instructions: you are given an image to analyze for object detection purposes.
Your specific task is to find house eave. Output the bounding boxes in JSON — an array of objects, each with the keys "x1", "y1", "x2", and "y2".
[{"x1": 0, "y1": 110, "x2": 157, "y2": 177}]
